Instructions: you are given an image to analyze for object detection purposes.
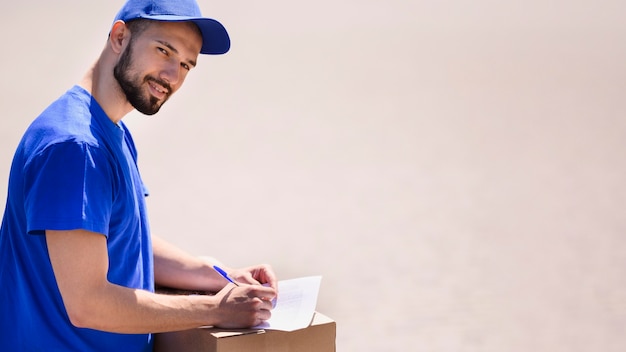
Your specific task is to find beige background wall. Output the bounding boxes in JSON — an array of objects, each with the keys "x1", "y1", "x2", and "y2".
[{"x1": 1, "y1": 1, "x2": 625, "y2": 350}]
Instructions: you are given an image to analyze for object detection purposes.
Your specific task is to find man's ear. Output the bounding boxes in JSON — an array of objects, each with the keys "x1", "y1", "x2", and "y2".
[{"x1": 109, "y1": 20, "x2": 129, "y2": 54}]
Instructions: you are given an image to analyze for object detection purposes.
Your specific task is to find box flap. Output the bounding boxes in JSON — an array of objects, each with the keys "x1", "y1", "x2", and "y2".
[{"x1": 207, "y1": 329, "x2": 266, "y2": 339}]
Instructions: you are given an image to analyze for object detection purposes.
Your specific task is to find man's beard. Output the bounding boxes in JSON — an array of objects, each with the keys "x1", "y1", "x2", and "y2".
[{"x1": 113, "y1": 44, "x2": 172, "y2": 115}]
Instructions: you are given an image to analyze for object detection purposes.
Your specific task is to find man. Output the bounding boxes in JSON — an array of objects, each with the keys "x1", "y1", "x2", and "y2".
[{"x1": 0, "y1": 0, "x2": 277, "y2": 350}]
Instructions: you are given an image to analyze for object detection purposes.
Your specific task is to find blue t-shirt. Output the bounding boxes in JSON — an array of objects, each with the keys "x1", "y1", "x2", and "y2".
[{"x1": 0, "y1": 86, "x2": 154, "y2": 351}]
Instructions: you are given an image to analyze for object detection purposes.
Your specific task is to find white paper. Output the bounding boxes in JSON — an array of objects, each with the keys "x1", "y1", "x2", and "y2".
[{"x1": 254, "y1": 276, "x2": 322, "y2": 331}]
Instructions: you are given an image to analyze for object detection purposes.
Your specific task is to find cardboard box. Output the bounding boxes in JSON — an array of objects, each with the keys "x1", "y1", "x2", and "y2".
[{"x1": 153, "y1": 312, "x2": 336, "y2": 352}]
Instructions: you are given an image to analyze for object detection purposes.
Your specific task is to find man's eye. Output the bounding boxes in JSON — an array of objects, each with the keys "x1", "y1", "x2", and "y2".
[
  {"x1": 181, "y1": 63, "x2": 190, "y2": 71},
  {"x1": 158, "y1": 47, "x2": 168, "y2": 55}
]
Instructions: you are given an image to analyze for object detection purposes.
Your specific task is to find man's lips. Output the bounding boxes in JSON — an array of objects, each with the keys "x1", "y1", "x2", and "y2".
[{"x1": 147, "y1": 79, "x2": 171, "y2": 99}]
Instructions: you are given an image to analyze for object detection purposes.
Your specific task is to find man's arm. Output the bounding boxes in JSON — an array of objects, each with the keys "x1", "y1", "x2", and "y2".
[
  {"x1": 46, "y1": 229, "x2": 276, "y2": 333},
  {"x1": 152, "y1": 235, "x2": 278, "y2": 292},
  {"x1": 152, "y1": 235, "x2": 226, "y2": 292}
]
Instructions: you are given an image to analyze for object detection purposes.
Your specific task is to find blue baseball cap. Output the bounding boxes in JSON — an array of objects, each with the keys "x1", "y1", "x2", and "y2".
[{"x1": 113, "y1": 0, "x2": 230, "y2": 55}]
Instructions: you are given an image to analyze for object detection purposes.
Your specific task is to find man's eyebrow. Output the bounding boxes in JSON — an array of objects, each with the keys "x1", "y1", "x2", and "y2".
[{"x1": 156, "y1": 40, "x2": 197, "y2": 68}]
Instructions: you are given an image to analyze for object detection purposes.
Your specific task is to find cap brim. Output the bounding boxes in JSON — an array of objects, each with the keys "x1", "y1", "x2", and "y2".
[{"x1": 138, "y1": 15, "x2": 230, "y2": 55}]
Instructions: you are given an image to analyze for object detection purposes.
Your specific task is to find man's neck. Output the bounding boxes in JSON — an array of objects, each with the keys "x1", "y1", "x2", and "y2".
[{"x1": 79, "y1": 57, "x2": 134, "y2": 124}]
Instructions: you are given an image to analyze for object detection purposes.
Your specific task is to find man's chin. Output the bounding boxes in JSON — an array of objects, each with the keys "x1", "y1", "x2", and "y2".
[
  {"x1": 133, "y1": 97, "x2": 166, "y2": 116},
  {"x1": 133, "y1": 104, "x2": 160, "y2": 116}
]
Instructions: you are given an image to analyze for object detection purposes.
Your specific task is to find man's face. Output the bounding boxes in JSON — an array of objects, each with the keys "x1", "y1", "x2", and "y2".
[{"x1": 113, "y1": 21, "x2": 203, "y2": 115}]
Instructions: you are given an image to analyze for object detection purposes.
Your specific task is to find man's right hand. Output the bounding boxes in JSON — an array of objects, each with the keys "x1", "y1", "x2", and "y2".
[{"x1": 210, "y1": 283, "x2": 276, "y2": 328}]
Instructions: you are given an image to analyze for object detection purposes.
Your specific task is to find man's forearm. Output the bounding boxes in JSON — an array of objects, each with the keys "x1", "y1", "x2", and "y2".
[
  {"x1": 68, "y1": 282, "x2": 220, "y2": 333},
  {"x1": 152, "y1": 235, "x2": 227, "y2": 292}
]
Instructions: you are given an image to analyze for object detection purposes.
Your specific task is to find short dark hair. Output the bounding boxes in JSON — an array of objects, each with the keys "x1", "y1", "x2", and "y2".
[{"x1": 125, "y1": 18, "x2": 153, "y2": 43}]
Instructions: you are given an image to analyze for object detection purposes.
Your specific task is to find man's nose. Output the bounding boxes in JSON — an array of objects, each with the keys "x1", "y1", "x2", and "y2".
[{"x1": 160, "y1": 62, "x2": 181, "y2": 88}]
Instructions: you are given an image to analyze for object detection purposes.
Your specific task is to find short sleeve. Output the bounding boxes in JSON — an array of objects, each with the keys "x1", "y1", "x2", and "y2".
[{"x1": 24, "y1": 141, "x2": 115, "y2": 236}]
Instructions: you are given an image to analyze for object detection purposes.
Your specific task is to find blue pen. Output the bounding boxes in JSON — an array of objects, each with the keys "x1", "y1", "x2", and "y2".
[{"x1": 213, "y1": 265, "x2": 240, "y2": 286}]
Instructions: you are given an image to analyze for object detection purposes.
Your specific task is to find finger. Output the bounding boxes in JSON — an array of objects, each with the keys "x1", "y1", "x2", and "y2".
[
  {"x1": 265, "y1": 271, "x2": 278, "y2": 292},
  {"x1": 257, "y1": 307, "x2": 272, "y2": 321},
  {"x1": 237, "y1": 271, "x2": 261, "y2": 286},
  {"x1": 253, "y1": 265, "x2": 278, "y2": 291},
  {"x1": 249, "y1": 286, "x2": 277, "y2": 301},
  {"x1": 256, "y1": 297, "x2": 274, "y2": 311},
  {"x1": 260, "y1": 267, "x2": 277, "y2": 287},
  {"x1": 246, "y1": 275, "x2": 262, "y2": 286}
]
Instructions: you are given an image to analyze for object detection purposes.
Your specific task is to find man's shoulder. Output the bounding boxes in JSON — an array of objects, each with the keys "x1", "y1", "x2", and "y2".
[
  {"x1": 36, "y1": 86, "x2": 93, "y2": 126},
  {"x1": 22, "y1": 86, "x2": 113, "y2": 152}
]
